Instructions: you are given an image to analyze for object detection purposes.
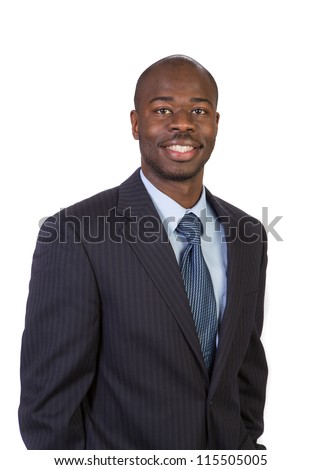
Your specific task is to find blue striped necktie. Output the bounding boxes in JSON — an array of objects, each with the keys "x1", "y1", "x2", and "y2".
[{"x1": 176, "y1": 212, "x2": 217, "y2": 372}]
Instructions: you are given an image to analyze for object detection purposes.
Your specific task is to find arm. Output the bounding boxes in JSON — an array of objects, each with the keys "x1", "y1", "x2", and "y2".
[
  {"x1": 19, "y1": 218, "x2": 100, "y2": 449},
  {"x1": 238, "y1": 228, "x2": 268, "y2": 449}
]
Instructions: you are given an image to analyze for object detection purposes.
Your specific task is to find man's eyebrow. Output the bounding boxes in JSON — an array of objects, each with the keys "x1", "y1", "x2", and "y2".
[
  {"x1": 190, "y1": 97, "x2": 213, "y2": 106},
  {"x1": 149, "y1": 96, "x2": 213, "y2": 106},
  {"x1": 149, "y1": 96, "x2": 174, "y2": 104}
]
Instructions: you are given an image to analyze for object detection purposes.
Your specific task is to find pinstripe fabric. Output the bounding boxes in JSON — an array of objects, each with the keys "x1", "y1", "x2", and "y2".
[
  {"x1": 176, "y1": 213, "x2": 217, "y2": 372},
  {"x1": 19, "y1": 168, "x2": 268, "y2": 450}
]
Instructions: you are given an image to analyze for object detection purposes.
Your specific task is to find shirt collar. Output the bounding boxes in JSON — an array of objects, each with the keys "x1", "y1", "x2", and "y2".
[{"x1": 140, "y1": 169, "x2": 208, "y2": 239}]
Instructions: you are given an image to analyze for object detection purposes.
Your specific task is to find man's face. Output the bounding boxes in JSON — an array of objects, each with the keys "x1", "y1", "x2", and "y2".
[{"x1": 130, "y1": 63, "x2": 220, "y2": 182}]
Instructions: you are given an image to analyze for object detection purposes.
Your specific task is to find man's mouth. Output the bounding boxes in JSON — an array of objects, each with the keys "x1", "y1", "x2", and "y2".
[
  {"x1": 161, "y1": 143, "x2": 201, "y2": 161},
  {"x1": 166, "y1": 144, "x2": 195, "y2": 154}
]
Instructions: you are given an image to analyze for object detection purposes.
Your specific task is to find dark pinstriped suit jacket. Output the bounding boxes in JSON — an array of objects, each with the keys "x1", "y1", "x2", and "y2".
[{"x1": 19, "y1": 168, "x2": 268, "y2": 450}]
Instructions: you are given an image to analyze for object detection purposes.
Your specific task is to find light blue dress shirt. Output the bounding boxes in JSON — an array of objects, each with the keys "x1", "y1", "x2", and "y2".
[{"x1": 140, "y1": 170, "x2": 228, "y2": 330}]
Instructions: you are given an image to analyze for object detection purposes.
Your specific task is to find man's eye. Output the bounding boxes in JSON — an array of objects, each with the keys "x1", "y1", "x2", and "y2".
[
  {"x1": 192, "y1": 108, "x2": 206, "y2": 115},
  {"x1": 155, "y1": 108, "x2": 172, "y2": 114}
]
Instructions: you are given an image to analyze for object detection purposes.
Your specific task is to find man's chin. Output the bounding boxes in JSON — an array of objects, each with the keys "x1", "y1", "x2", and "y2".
[
  {"x1": 163, "y1": 172, "x2": 198, "y2": 182},
  {"x1": 144, "y1": 160, "x2": 206, "y2": 182}
]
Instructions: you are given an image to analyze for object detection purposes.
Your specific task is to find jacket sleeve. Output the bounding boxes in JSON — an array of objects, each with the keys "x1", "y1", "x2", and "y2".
[
  {"x1": 18, "y1": 217, "x2": 100, "y2": 449},
  {"x1": 237, "y1": 226, "x2": 268, "y2": 449}
]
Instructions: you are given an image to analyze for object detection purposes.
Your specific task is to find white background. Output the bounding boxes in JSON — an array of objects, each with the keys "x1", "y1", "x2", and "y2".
[{"x1": 1, "y1": 0, "x2": 320, "y2": 467}]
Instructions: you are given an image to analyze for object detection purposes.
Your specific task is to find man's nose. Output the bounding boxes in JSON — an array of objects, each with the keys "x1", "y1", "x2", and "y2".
[{"x1": 168, "y1": 110, "x2": 195, "y2": 132}]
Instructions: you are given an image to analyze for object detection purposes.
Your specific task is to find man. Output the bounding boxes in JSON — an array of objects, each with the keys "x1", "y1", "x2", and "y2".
[{"x1": 19, "y1": 55, "x2": 268, "y2": 450}]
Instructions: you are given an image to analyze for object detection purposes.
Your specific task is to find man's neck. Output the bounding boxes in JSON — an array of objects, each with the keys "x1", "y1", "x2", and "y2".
[{"x1": 141, "y1": 167, "x2": 204, "y2": 209}]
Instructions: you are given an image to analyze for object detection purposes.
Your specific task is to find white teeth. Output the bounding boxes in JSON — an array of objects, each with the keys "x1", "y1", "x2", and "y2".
[{"x1": 167, "y1": 145, "x2": 194, "y2": 153}]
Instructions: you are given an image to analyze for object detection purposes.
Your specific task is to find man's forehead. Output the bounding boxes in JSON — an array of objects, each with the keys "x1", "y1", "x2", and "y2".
[
  {"x1": 134, "y1": 58, "x2": 218, "y2": 109},
  {"x1": 143, "y1": 76, "x2": 216, "y2": 106},
  {"x1": 144, "y1": 66, "x2": 214, "y2": 93}
]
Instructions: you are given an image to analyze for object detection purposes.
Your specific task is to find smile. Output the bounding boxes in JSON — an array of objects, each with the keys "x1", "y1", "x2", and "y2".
[{"x1": 166, "y1": 145, "x2": 196, "y2": 153}]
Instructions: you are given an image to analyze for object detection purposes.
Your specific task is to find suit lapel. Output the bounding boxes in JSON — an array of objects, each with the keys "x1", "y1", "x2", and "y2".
[
  {"x1": 206, "y1": 190, "x2": 248, "y2": 394},
  {"x1": 117, "y1": 169, "x2": 207, "y2": 373}
]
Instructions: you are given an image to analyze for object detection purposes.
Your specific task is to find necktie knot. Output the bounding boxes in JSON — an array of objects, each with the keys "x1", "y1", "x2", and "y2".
[{"x1": 176, "y1": 212, "x2": 202, "y2": 245}]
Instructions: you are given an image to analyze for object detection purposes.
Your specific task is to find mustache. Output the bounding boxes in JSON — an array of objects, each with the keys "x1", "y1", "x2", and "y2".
[{"x1": 170, "y1": 132, "x2": 195, "y2": 141}]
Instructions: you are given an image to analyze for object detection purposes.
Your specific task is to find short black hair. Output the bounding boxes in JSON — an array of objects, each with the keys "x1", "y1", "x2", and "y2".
[{"x1": 134, "y1": 55, "x2": 219, "y2": 110}]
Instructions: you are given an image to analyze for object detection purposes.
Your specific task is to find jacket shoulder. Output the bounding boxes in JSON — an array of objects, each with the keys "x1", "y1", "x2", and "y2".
[
  {"x1": 213, "y1": 195, "x2": 254, "y2": 219},
  {"x1": 63, "y1": 185, "x2": 120, "y2": 218},
  {"x1": 36, "y1": 185, "x2": 120, "y2": 247},
  {"x1": 206, "y1": 190, "x2": 267, "y2": 243},
  {"x1": 206, "y1": 189, "x2": 259, "y2": 222},
  {"x1": 55, "y1": 168, "x2": 141, "y2": 218}
]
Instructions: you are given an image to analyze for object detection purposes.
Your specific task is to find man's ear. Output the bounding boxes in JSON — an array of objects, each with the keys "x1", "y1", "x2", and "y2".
[
  {"x1": 214, "y1": 112, "x2": 220, "y2": 137},
  {"x1": 130, "y1": 110, "x2": 139, "y2": 140}
]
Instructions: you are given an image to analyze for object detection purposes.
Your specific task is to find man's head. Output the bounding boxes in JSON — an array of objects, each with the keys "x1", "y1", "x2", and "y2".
[{"x1": 130, "y1": 55, "x2": 220, "y2": 184}]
